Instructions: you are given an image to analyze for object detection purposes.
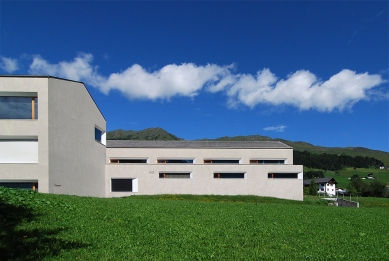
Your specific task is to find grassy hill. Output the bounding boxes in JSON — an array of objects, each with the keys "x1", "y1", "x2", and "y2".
[
  {"x1": 1, "y1": 187, "x2": 389, "y2": 260},
  {"x1": 107, "y1": 127, "x2": 182, "y2": 141},
  {"x1": 106, "y1": 128, "x2": 389, "y2": 165}
]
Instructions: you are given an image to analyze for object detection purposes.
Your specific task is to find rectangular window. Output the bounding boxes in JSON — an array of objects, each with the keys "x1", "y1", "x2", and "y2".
[
  {"x1": 95, "y1": 127, "x2": 106, "y2": 145},
  {"x1": 0, "y1": 138, "x2": 38, "y2": 163},
  {"x1": 250, "y1": 160, "x2": 285, "y2": 164},
  {"x1": 0, "y1": 96, "x2": 38, "y2": 119},
  {"x1": 0, "y1": 182, "x2": 38, "y2": 191},
  {"x1": 268, "y1": 173, "x2": 298, "y2": 179},
  {"x1": 111, "y1": 178, "x2": 138, "y2": 192},
  {"x1": 204, "y1": 160, "x2": 240, "y2": 164},
  {"x1": 159, "y1": 173, "x2": 191, "y2": 179},
  {"x1": 110, "y1": 159, "x2": 147, "y2": 163},
  {"x1": 157, "y1": 159, "x2": 193, "y2": 164},
  {"x1": 214, "y1": 173, "x2": 245, "y2": 179}
]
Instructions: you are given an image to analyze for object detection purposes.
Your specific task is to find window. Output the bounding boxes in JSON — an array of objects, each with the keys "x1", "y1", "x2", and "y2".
[
  {"x1": 110, "y1": 159, "x2": 147, "y2": 163},
  {"x1": 0, "y1": 96, "x2": 38, "y2": 119},
  {"x1": 204, "y1": 160, "x2": 240, "y2": 164},
  {"x1": 0, "y1": 137, "x2": 38, "y2": 163},
  {"x1": 0, "y1": 182, "x2": 38, "y2": 191},
  {"x1": 95, "y1": 127, "x2": 106, "y2": 145},
  {"x1": 159, "y1": 173, "x2": 191, "y2": 179},
  {"x1": 214, "y1": 173, "x2": 245, "y2": 179},
  {"x1": 268, "y1": 173, "x2": 298, "y2": 179},
  {"x1": 157, "y1": 159, "x2": 193, "y2": 164},
  {"x1": 111, "y1": 178, "x2": 138, "y2": 192},
  {"x1": 250, "y1": 160, "x2": 285, "y2": 164}
]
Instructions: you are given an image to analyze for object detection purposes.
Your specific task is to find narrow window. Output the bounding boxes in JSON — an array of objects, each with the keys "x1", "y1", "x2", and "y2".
[
  {"x1": 204, "y1": 160, "x2": 240, "y2": 164},
  {"x1": 214, "y1": 173, "x2": 245, "y2": 179},
  {"x1": 268, "y1": 173, "x2": 298, "y2": 179},
  {"x1": 110, "y1": 159, "x2": 147, "y2": 163},
  {"x1": 250, "y1": 160, "x2": 285, "y2": 164},
  {"x1": 95, "y1": 127, "x2": 106, "y2": 145},
  {"x1": 159, "y1": 173, "x2": 191, "y2": 179},
  {"x1": 157, "y1": 159, "x2": 193, "y2": 164},
  {"x1": 0, "y1": 182, "x2": 38, "y2": 191}
]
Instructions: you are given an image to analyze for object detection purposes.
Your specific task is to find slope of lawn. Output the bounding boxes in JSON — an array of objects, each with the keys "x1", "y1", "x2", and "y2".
[{"x1": 1, "y1": 188, "x2": 389, "y2": 260}]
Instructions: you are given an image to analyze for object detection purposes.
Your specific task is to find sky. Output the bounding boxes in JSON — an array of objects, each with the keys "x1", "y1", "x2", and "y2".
[{"x1": 0, "y1": 1, "x2": 388, "y2": 152}]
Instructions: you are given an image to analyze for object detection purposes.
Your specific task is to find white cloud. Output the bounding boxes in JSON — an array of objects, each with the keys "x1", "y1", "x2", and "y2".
[
  {"x1": 223, "y1": 68, "x2": 385, "y2": 112},
  {"x1": 29, "y1": 53, "x2": 232, "y2": 101},
  {"x1": 263, "y1": 125, "x2": 287, "y2": 132},
  {"x1": 25, "y1": 53, "x2": 386, "y2": 111},
  {"x1": 0, "y1": 56, "x2": 19, "y2": 73}
]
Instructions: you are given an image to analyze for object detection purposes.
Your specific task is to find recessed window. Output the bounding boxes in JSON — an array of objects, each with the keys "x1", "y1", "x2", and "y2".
[
  {"x1": 157, "y1": 159, "x2": 193, "y2": 164},
  {"x1": 204, "y1": 160, "x2": 240, "y2": 164},
  {"x1": 159, "y1": 173, "x2": 191, "y2": 179},
  {"x1": 250, "y1": 160, "x2": 285, "y2": 164},
  {"x1": 95, "y1": 127, "x2": 106, "y2": 145},
  {"x1": 0, "y1": 137, "x2": 38, "y2": 163},
  {"x1": 111, "y1": 178, "x2": 138, "y2": 192},
  {"x1": 0, "y1": 96, "x2": 38, "y2": 119},
  {"x1": 110, "y1": 159, "x2": 147, "y2": 163},
  {"x1": 268, "y1": 173, "x2": 298, "y2": 179},
  {"x1": 214, "y1": 173, "x2": 245, "y2": 179}
]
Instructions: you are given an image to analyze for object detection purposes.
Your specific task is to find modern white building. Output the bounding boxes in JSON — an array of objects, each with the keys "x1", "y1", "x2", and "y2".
[{"x1": 0, "y1": 76, "x2": 304, "y2": 200}]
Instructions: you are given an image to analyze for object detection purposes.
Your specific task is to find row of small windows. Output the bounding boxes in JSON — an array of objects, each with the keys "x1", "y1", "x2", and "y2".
[
  {"x1": 111, "y1": 172, "x2": 298, "y2": 191},
  {"x1": 110, "y1": 159, "x2": 285, "y2": 164}
]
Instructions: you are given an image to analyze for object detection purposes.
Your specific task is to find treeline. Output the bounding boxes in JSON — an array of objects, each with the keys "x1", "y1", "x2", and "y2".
[
  {"x1": 294, "y1": 151, "x2": 384, "y2": 171},
  {"x1": 347, "y1": 178, "x2": 388, "y2": 197}
]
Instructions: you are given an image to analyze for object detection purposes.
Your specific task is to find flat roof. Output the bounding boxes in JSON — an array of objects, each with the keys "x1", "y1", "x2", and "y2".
[{"x1": 107, "y1": 140, "x2": 292, "y2": 149}]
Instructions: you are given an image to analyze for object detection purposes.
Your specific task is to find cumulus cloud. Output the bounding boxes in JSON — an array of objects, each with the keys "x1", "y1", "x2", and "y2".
[
  {"x1": 263, "y1": 125, "x2": 287, "y2": 132},
  {"x1": 221, "y1": 68, "x2": 385, "y2": 112},
  {"x1": 26, "y1": 53, "x2": 386, "y2": 111},
  {"x1": 0, "y1": 56, "x2": 19, "y2": 73},
  {"x1": 29, "y1": 53, "x2": 232, "y2": 100}
]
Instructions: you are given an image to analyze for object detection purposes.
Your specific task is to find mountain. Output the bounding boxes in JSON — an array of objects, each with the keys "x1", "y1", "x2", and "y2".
[
  {"x1": 106, "y1": 127, "x2": 182, "y2": 141},
  {"x1": 106, "y1": 128, "x2": 389, "y2": 166}
]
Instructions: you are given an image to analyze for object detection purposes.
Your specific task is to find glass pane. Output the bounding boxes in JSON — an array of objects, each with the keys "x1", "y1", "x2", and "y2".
[
  {"x1": 95, "y1": 128, "x2": 102, "y2": 142},
  {"x1": 0, "y1": 97, "x2": 35, "y2": 119},
  {"x1": 111, "y1": 179, "x2": 133, "y2": 192}
]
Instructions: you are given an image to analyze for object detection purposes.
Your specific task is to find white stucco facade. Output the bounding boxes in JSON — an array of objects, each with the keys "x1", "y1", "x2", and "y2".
[{"x1": 0, "y1": 76, "x2": 304, "y2": 200}]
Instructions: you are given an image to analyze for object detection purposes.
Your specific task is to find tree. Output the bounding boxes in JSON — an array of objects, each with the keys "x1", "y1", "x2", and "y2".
[{"x1": 309, "y1": 178, "x2": 318, "y2": 196}]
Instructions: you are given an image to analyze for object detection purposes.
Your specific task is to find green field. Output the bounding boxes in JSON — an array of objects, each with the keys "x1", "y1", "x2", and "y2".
[
  {"x1": 1, "y1": 188, "x2": 389, "y2": 260},
  {"x1": 304, "y1": 167, "x2": 389, "y2": 189}
]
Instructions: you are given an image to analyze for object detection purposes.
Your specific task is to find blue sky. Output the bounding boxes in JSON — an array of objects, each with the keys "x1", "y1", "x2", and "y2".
[{"x1": 1, "y1": 1, "x2": 388, "y2": 152}]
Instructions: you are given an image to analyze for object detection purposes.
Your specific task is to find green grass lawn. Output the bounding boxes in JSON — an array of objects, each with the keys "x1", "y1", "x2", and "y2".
[{"x1": 1, "y1": 188, "x2": 389, "y2": 260}]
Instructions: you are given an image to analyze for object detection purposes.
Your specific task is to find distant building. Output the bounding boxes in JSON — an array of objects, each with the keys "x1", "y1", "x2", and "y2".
[
  {"x1": 0, "y1": 76, "x2": 304, "y2": 200},
  {"x1": 303, "y1": 178, "x2": 337, "y2": 196}
]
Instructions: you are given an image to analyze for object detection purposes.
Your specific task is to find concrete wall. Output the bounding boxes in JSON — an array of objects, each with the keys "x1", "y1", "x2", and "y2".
[
  {"x1": 47, "y1": 78, "x2": 106, "y2": 197},
  {"x1": 0, "y1": 77, "x2": 50, "y2": 192},
  {"x1": 105, "y1": 147, "x2": 303, "y2": 200},
  {"x1": 337, "y1": 198, "x2": 359, "y2": 208}
]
